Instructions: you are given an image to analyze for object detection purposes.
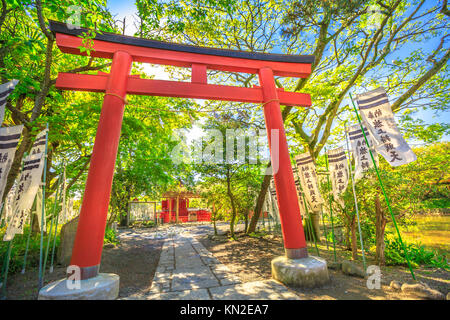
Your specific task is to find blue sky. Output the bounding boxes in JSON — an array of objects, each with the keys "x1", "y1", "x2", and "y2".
[{"x1": 107, "y1": 0, "x2": 139, "y2": 35}]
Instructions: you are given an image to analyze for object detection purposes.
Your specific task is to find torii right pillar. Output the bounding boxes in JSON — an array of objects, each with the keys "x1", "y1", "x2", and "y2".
[{"x1": 259, "y1": 67, "x2": 329, "y2": 288}]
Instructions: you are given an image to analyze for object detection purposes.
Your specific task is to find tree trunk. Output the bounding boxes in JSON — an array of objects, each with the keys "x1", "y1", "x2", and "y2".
[
  {"x1": 244, "y1": 210, "x2": 249, "y2": 234},
  {"x1": 213, "y1": 211, "x2": 218, "y2": 236},
  {"x1": 375, "y1": 195, "x2": 387, "y2": 265},
  {"x1": 2, "y1": 128, "x2": 33, "y2": 204},
  {"x1": 345, "y1": 220, "x2": 351, "y2": 250},
  {"x1": 31, "y1": 212, "x2": 41, "y2": 234},
  {"x1": 310, "y1": 209, "x2": 321, "y2": 240},
  {"x1": 247, "y1": 169, "x2": 271, "y2": 234},
  {"x1": 107, "y1": 210, "x2": 117, "y2": 229},
  {"x1": 212, "y1": 202, "x2": 218, "y2": 236},
  {"x1": 119, "y1": 201, "x2": 129, "y2": 227},
  {"x1": 226, "y1": 168, "x2": 237, "y2": 239}
]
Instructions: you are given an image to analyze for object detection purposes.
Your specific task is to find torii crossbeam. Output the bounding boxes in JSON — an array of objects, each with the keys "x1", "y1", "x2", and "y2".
[{"x1": 49, "y1": 20, "x2": 314, "y2": 280}]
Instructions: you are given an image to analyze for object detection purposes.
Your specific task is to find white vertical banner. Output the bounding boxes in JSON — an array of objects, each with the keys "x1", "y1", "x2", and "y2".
[
  {"x1": 292, "y1": 165, "x2": 306, "y2": 216},
  {"x1": 30, "y1": 128, "x2": 48, "y2": 155},
  {"x1": 269, "y1": 177, "x2": 279, "y2": 211},
  {"x1": 0, "y1": 125, "x2": 24, "y2": 208},
  {"x1": 3, "y1": 153, "x2": 45, "y2": 241},
  {"x1": 295, "y1": 153, "x2": 324, "y2": 211},
  {"x1": 348, "y1": 123, "x2": 378, "y2": 180},
  {"x1": 0, "y1": 80, "x2": 19, "y2": 125},
  {"x1": 355, "y1": 87, "x2": 417, "y2": 166},
  {"x1": 35, "y1": 186, "x2": 46, "y2": 232},
  {"x1": 327, "y1": 147, "x2": 349, "y2": 204},
  {"x1": 1, "y1": 184, "x2": 15, "y2": 226},
  {"x1": 268, "y1": 177, "x2": 280, "y2": 223}
]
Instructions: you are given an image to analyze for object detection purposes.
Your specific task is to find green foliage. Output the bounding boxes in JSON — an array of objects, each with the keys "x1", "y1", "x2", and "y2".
[
  {"x1": 193, "y1": 116, "x2": 266, "y2": 235},
  {"x1": 135, "y1": 0, "x2": 236, "y2": 38},
  {"x1": 351, "y1": 142, "x2": 449, "y2": 224},
  {"x1": 103, "y1": 227, "x2": 119, "y2": 246}
]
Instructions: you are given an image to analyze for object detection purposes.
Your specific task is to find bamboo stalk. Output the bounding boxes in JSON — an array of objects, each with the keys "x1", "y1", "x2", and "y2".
[
  {"x1": 50, "y1": 167, "x2": 65, "y2": 273},
  {"x1": 21, "y1": 206, "x2": 36, "y2": 274},
  {"x1": 38, "y1": 124, "x2": 49, "y2": 290}
]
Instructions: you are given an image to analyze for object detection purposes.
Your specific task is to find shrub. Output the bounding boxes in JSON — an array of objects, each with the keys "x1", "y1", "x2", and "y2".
[
  {"x1": 103, "y1": 227, "x2": 119, "y2": 246},
  {"x1": 384, "y1": 233, "x2": 449, "y2": 270}
]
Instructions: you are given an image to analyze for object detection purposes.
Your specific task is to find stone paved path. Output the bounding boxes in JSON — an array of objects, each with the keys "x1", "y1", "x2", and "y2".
[{"x1": 123, "y1": 225, "x2": 299, "y2": 300}]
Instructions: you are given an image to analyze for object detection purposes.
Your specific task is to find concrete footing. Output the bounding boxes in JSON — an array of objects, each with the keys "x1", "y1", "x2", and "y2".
[
  {"x1": 271, "y1": 255, "x2": 329, "y2": 288},
  {"x1": 38, "y1": 273, "x2": 119, "y2": 300}
]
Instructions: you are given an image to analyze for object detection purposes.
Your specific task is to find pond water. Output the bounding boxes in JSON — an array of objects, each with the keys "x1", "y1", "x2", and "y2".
[{"x1": 399, "y1": 215, "x2": 450, "y2": 253}]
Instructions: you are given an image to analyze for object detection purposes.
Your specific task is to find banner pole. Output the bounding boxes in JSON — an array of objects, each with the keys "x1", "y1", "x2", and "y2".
[
  {"x1": 349, "y1": 92, "x2": 415, "y2": 280},
  {"x1": 50, "y1": 167, "x2": 65, "y2": 273},
  {"x1": 0, "y1": 203, "x2": 5, "y2": 228},
  {"x1": 0, "y1": 239, "x2": 13, "y2": 299},
  {"x1": 344, "y1": 124, "x2": 367, "y2": 271},
  {"x1": 21, "y1": 205, "x2": 36, "y2": 274},
  {"x1": 267, "y1": 189, "x2": 276, "y2": 233},
  {"x1": 38, "y1": 124, "x2": 49, "y2": 290},
  {"x1": 42, "y1": 173, "x2": 61, "y2": 281},
  {"x1": 268, "y1": 198, "x2": 273, "y2": 232},
  {"x1": 324, "y1": 148, "x2": 337, "y2": 262},
  {"x1": 1, "y1": 151, "x2": 28, "y2": 299},
  {"x1": 321, "y1": 202, "x2": 330, "y2": 251}
]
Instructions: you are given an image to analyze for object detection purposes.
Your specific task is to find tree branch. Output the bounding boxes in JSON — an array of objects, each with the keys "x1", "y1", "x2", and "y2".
[
  {"x1": 35, "y1": 0, "x2": 54, "y2": 41},
  {"x1": 391, "y1": 48, "x2": 450, "y2": 112}
]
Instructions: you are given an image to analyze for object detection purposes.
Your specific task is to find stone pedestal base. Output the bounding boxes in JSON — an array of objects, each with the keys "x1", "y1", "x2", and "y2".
[
  {"x1": 38, "y1": 273, "x2": 119, "y2": 300},
  {"x1": 271, "y1": 256, "x2": 329, "y2": 288}
]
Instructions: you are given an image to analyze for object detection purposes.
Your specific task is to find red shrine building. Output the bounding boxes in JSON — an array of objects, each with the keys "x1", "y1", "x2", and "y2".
[{"x1": 160, "y1": 191, "x2": 211, "y2": 223}]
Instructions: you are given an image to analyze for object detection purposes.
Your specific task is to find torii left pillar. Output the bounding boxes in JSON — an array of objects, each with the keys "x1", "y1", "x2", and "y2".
[
  {"x1": 39, "y1": 51, "x2": 131, "y2": 300},
  {"x1": 70, "y1": 51, "x2": 132, "y2": 279}
]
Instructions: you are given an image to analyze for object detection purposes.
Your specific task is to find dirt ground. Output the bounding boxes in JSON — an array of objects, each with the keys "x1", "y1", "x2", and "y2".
[
  {"x1": 199, "y1": 232, "x2": 450, "y2": 300},
  {"x1": 5, "y1": 224, "x2": 449, "y2": 300},
  {"x1": 4, "y1": 228, "x2": 163, "y2": 300}
]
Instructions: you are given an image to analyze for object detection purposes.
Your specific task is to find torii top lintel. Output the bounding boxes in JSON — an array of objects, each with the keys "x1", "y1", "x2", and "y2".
[{"x1": 49, "y1": 20, "x2": 314, "y2": 107}]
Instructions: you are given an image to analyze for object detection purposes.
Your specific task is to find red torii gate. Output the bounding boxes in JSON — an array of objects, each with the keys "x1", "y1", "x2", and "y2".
[{"x1": 49, "y1": 20, "x2": 314, "y2": 280}]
